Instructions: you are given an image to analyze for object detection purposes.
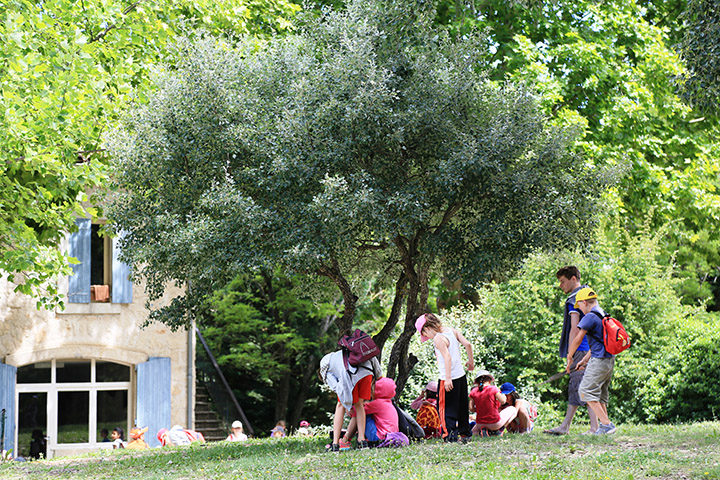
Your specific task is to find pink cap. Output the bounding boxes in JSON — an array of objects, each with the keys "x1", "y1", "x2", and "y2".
[{"x1": 415, "y1": 314, "x2": 429, "y2": 342}]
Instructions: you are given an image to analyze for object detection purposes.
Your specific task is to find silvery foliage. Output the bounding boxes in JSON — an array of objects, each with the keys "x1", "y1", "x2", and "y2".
[{"x1": 106, "y1": 0, "x2": 605, "y2": 329}]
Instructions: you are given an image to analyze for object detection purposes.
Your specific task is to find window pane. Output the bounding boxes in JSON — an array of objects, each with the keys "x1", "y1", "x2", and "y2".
[
  {"x1": 17, "y1": 363, "x2": 51, "y2": 384},
  {"x1": 56, "y1": 360, "x2": 90, "y2": 383},
  {"x1": 96, "y1": 361, "x2": 130, "y2": 382},
  {"x1": 17, "y1": 392, "x2": 47, "y2": 459},
  {"x1": 58, "y1": 391, "x2": 89, "y2": 444},
  {"x1": 91, "y1": 224, "x2": 105, "y2": 286},
  {"x1": 97, "y1": 390, "x2": 128, "y2": 443}
]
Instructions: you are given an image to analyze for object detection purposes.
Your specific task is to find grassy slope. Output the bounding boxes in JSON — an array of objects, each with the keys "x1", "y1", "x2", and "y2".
[{"x1": 1, "y1": 423, "x2": 719, "y2": 479}]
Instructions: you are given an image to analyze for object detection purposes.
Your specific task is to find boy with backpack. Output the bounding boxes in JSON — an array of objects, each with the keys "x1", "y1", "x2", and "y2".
[
  {"x1": 566, "y1": 287, "x2": 618, "y2": 435},
  {"x1": 319, "y1": 331, "x2": 382, "y2": 451}
]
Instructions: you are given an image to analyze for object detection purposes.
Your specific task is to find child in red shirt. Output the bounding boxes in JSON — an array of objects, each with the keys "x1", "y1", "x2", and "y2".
[{"x1": 469, "y1": 371, "x2": 517, "y2": 435}]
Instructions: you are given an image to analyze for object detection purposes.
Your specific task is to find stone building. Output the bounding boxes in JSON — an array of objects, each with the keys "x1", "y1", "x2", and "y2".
[{"x1": 0, "y1": 218, "x2": 194, "y2": 459}]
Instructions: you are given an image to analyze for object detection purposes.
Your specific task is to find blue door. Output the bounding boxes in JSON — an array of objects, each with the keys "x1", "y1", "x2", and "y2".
[
  {"x1": 0, "y1": 362, "x2": 17, "y2": 454},
  {"x1": 136, "y1": 358, "x2": 171, "y2": 448}
]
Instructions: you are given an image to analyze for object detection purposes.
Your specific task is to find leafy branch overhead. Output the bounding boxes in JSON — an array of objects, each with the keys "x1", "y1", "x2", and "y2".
[{"x1": 0, "y1": 0, "x2": 301, "y2": 308}]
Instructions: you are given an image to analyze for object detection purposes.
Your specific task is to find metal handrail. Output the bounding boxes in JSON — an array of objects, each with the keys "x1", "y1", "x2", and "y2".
[{"x1": 195, "y1": 327, "x2": 254, "y2": 436}]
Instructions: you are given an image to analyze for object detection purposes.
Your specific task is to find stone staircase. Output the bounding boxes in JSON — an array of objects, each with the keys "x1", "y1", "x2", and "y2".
[{"x1": 194, "y1": 381, "x2": 228, "y2": 442}]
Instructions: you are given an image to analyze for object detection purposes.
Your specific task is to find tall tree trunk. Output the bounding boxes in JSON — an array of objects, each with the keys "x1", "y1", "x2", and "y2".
[
  {"x1": 387, "y1": 234, "x2": 429, "y2": 396},
  {"x1": 289, "y1": 360, "x2": 318, "y2": 430},
  {"x1": 275, "y1": 369, "x2": 291, "y2": 423}
]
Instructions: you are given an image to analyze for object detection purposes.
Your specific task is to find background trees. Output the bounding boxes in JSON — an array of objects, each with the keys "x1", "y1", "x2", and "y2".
[
  {"x1": 107, "y1": 0, "x2": 606, "y2": 395},
  {"x1": 1, "y1": 0, "x2": 300, "y2": 307},
  {"x1": 203, "y1": 271, "x2": 339, "y2": 430},
  {"x1": 680, "y1": 0, "x2": 720, "y2": 115},
  {"x1": 434, "y1": 0, "x2": 720, "y2": 308}
]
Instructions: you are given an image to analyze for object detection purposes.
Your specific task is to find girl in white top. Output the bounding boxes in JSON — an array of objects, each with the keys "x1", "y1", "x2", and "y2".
[{"x1": 416, "y1": 313, "x2": 474, "y2": 442}]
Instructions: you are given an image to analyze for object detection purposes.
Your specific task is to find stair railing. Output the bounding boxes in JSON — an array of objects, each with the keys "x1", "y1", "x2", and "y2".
[{"x1": 195, "y1": 327, "x2": 254, "y2": 436}]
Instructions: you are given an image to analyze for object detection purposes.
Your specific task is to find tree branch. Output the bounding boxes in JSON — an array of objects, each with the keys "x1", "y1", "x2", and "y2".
[
  {"x1": 373, "y1": 271, "x2": 408, "y2": 353},
  {"x1": 89, "y1": 1, "x2": 143, "y2": 43},
  {"x1": 317, "y1": 258, "x2": 357, "y2": 335}
]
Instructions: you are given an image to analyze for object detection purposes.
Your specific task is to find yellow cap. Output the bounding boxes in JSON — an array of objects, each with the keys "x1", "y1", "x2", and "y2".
[{"x1": 574, "y1": 287, "x2": 598, "y2": 308}]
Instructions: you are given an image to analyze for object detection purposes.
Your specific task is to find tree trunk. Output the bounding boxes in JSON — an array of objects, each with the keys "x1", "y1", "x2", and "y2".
[
  {"x1": 318, "y1": 258, "x2": 357, "y2": 335},
  {"x1": 289, "y1": 313, "x2": 335, "y2": 427},
  {"x1": 288, "y1": 359, "x2": 318, "y2": 429},
  {"x1": 373, "y1": 271, "x2": 407, "y2": 354},
  {"x1": 275, "y1": 369, "x2": 291, "y2": 423}
]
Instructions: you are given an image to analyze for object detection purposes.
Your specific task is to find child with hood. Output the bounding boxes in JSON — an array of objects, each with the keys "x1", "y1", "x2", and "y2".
[{"x1": 339, "y1": 377, "x2": 399, "y2": 446}]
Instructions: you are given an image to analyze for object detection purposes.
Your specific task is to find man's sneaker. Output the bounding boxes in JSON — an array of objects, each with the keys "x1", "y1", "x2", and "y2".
[
  {"x1": 594, "y1": 422, "x2": 617, "y2": 435},
  {"x1": 326, "y1": 443, "x2": 340, "y2": 452},
  {"x1": 357, "y1": 440, "x2": 369, "y2": 449},
  {"x1": 339, "y1": 438, "x2": 352, "y2": 451}
]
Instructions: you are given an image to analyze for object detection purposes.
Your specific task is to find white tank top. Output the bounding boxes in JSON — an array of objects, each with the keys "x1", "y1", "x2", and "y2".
[{"x1": 435, "y1": 328, "x2": 465, "y2": 380}]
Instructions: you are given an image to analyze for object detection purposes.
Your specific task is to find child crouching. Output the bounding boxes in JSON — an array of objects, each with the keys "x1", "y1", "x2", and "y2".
[
  {"x1": 499, "y1": 383, "x2": 537, "y2": 433},
  {"x1": 340, "y1": 377, "x2": 399, "y2": 447}
]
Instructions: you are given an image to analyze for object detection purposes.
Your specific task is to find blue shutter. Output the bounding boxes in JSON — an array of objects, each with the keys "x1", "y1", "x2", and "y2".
[
  {"x1": 0, "y1": 362, "x2": 17, "y2": 454},
  {"x1": 68, "y1": 218, "x2": 91, "y2": 303},
  {"x1": 112, "y1": 233, "x2": 133, "y2": 304},
  {"x1": 136, "y1": 357, "x2": 171, "y2": 448}
]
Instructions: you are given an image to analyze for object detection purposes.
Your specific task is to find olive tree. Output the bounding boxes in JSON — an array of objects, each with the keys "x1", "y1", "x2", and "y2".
[{"x1": 107, "y1": 0, "x2": 606, "y2": 393}]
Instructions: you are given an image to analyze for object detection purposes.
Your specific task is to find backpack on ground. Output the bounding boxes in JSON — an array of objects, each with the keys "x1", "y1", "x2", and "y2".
[
  {"x1": 595, "y1": 313, "x2": 631, "y2": 355},
  {"x1": 338, "y1": 329, "x2": 380, "y2": 369},
  {"x1": 393, "y1": 401, "x2": 425, "y2": 440}
]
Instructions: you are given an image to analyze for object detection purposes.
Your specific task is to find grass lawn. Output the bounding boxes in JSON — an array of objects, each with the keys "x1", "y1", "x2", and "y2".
[{"x1": 1, "y1": 422, "x2": 718, "y2": 479}]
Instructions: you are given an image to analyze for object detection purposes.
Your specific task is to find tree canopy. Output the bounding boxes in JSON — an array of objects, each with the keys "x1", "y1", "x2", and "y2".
[
  {"x1": 681, "y1": 0, "x2": 720, "y2": 115},
  {"x1": 0, "y1": 0, "x2": 300, "y2": 307},
  {"x1": 107, "y1": 0, "x2": 606, "y2": 393},
  {"x1": 433, "y1": 0, "x2": 720, "y2": 306}
]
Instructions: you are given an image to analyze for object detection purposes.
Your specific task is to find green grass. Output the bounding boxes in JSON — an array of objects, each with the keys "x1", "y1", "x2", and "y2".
[{"x1": 1, "y1": 423, "x2": 719, "y2": 479}]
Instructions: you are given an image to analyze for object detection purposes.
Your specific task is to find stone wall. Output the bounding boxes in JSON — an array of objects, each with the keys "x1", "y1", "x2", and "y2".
[{"x1": 0, "y1": 271, "x2": 193, "y2": 457}]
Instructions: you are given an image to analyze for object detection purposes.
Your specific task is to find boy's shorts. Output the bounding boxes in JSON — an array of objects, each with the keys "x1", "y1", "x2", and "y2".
[
  {"x1": 579, "y1": 356, "x2": 615, "y2": 404},
  {"x1": 338, "y1": 375, "x2": 373, "y2": 405}
]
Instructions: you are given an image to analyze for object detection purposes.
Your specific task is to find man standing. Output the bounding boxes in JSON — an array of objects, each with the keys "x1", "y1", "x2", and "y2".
[{"x1": 543, "y1": 266, "x2": 598, "y2": 435}]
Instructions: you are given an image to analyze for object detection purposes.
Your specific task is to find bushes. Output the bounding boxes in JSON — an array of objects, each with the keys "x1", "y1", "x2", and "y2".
[
  {"x1": 405, "y1": 222, "x2": 720, "y2": 424},
  {"x1": 649, "y1": 315, "x2": 720, "y2": 422}
]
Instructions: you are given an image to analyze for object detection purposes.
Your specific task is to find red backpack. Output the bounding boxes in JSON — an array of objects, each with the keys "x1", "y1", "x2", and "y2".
[
  {"x1": 596, "y1": 313, "x2": 631, "y2": 355},
  {"x1": 338, "y1": 329, "x2": 380, "y2": 369}
]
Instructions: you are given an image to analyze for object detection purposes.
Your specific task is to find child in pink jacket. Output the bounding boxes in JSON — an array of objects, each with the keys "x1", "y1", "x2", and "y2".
[{"x1": 339, "y1": 377, "x2": 399, "y2": 447}]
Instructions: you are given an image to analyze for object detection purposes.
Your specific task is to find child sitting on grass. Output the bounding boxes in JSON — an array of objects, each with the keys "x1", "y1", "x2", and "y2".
[
  {"x1": 499, "y1": 383, "x2": 537, "y2": 433},
  {"x1": 339, "y1": 376, "x2": 399, "y2": 448},
  {"x1": 469, "y1": 371, "x2": 517, "y2": 436},
  {"x1": 125, "y1": 426, "x2": 149, "y2": 450},
  {"x1": 411, "y1": 381, "x2": 442, "y2": 438}
]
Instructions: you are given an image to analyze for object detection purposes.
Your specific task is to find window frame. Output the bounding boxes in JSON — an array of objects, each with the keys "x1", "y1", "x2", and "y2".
[{"x1": 15, "y1": 359, "x2": 132, "y2": 450}]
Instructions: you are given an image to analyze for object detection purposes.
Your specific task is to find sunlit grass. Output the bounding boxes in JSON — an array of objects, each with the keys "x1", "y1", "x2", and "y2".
[{"x1": 1, "y1": 422, "x2": 719, "y2": 479}]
